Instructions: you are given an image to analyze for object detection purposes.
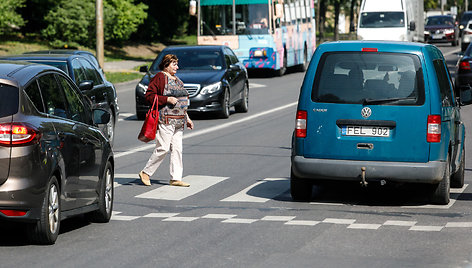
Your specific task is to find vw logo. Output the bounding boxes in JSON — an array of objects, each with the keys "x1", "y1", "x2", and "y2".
[{"x1": 361, "y1": 107, "x2": 372, "y2": 119}]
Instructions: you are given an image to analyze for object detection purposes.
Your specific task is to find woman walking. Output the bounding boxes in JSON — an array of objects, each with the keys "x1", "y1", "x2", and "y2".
[{"x1": 139, "y1": 54, "x2": 194, "y2": 187}]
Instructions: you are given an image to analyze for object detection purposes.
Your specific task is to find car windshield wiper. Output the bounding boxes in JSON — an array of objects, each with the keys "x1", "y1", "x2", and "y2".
[{"x1": 362, "y1": 97, "x2": 416, "y2": 105}]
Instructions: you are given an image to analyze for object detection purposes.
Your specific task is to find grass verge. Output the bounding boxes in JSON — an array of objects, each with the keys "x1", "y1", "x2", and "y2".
[{"x1": 105, "y1": 72, "x2": 143, "y2": 84}]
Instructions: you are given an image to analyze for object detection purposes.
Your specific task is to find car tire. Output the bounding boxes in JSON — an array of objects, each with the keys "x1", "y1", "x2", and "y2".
[
  {"x1": 28, "y1": 176, "x2": 61, "y2": 245},
  {"x1": 234, "y1": 83, "x2": 249, "y2": 113},
  {"x1": 451, "y1": 148, "x2": 465, "y2": 188},
  {"x1": 219, "y1": 89, "x2": 230, "y2": 118},
  {"x1": 86, "y1": 161, "x2": 114, "y2": 223},
  {"x1": 430, "y1": 155, "x2": 451, "y2": 205},
  {"x1": 290, "y1": 170, "x2": 312, "y2": 201}
]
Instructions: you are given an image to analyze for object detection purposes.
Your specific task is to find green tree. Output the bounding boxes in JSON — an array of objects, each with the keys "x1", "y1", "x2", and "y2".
[
  {"x1": 0, "y1": 0, "x2": 26, "y2": 35},
  {"x1": 424, "y1": 0, "x2": 438, "y2": 10},
  {"x1": 41, "y1": 0, "x2": 148, "y2": 48}
]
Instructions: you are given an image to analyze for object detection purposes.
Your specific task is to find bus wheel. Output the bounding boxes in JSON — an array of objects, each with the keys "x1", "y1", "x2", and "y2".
[
  {"x1": 298, "y1": 46, "x2": 308, "y2": 72},
  {"x1": 275, "y1": 52, "x2": 287, "y2": 76}
]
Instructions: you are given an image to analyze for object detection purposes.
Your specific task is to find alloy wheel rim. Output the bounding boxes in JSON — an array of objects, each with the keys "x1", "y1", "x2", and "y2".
[
  {"x1": 48, "y1": 184, "x2": 59, "y2": 234},
  {"x1": 105, "y1": 169, "x2": 113, "y2": 213},
  {"x1": 224, "y1": 91, "x2": 230, "y2": 115}
]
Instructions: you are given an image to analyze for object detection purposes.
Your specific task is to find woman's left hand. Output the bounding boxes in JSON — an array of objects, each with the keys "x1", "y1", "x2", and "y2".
[{"x1": 187, "y1": 119, "x2": 194, "y2": 130}]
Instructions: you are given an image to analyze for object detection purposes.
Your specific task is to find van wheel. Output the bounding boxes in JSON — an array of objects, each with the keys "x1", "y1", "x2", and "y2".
[
  {"x1": 290, "y1": 171, "x2": 312, "y2": 201},
  {"x1": 430, "y1": 155, "x2": 451, "y2": 205},
  {"x1": 86, "y1": 161, "x2": 114, "y2": 222},
  {"x1": 28, "y1": 176, "x2": 60, "y2": 245},
  {"x1": 451, "y1": 149, "x2": 465, "y2": 188}
]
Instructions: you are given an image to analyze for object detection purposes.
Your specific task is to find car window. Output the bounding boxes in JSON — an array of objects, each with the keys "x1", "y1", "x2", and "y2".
[
  {"x1": 56, "y1": 74, "x2": 89, "y2": 124},
  {"x1": 24, "y1": 80, "x2": 45, "y2": 113},
  {"x1": 71, "y1": 59, "x2": 87, "y2": 85},
  {"x1": 37, "y1": 73, "x2": 68, "y2": 118},
  {"x1": 312, "y1": 52, "x2": 424, "y2": 105},
  {"x1": 225, "y1": 48, "x2": 239, "y2": 64},
  {"x1": 80, "y1": 58, "x2": 102, "y2": 86},
  {"x1": 83, "y1": 54, "x2": 100, "y2": 69},
  {"x1": 0, "y1": 83, "x2": 19, "y2": 117},
  {"x1": 433, "y1": 59, "x2": 454, "y2": 107},
  {"x1": 28, "y1": 60, "x2": 69, "y2": 75}
]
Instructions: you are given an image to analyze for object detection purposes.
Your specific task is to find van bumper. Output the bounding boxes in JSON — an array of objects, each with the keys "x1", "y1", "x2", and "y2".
[{"x1": 291, "y1": 156, "x2": 446, "y2": 183}]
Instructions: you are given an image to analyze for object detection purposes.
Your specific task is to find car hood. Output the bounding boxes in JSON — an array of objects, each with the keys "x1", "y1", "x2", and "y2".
[{"x1": 140, "y1": 70, "x2": 225, "y2": 86}]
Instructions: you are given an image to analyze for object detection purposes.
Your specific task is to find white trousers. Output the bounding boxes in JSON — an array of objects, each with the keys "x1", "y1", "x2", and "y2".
[{"x1": 142, "y1": 123, "x2": 183, "y2": 181}]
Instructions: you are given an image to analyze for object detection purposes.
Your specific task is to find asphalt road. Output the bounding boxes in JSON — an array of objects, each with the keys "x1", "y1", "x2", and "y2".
[{"x1": 1, "y1": 44, "x2": 472, "y2": 268}]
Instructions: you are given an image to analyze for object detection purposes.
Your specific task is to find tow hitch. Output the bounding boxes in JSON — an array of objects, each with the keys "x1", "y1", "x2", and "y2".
[{"x1": 360, "y1": 167, "x2": 368, "y2": 187}]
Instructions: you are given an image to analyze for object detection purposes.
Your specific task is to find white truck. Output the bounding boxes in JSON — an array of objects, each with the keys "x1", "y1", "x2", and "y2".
[{"x1": 357, "y1": 0, "x2": 424, "y2": 42}]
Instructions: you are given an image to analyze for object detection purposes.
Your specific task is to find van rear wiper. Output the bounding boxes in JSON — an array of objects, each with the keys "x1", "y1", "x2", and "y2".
[{"x1": 362, "y1": 97, "x2": 416, "y2": 105}]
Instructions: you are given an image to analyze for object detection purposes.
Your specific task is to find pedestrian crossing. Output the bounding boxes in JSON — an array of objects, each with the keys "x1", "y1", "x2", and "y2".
[{"x1": 114, "y1": 174, "x2": 468, "y2": 209}]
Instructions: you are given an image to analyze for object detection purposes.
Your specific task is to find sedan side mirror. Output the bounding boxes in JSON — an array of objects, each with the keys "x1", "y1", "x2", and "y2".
[
  {"x1": 230, "y1": 64, "x2": 241, "y2": 71},
  {"x1": 79, "y1": 80, "x2": 94, "y2": 91},
  {"x1": 139, "y1": 66, "x2": 149, "y2": 72},
  {"x1": 93, "y1": 108, "x2": 111, "y2": 125}
]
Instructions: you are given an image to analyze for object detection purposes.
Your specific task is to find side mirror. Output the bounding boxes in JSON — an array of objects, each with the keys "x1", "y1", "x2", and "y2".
[
  {"x1": 459, "y1": 85, "x2": 472, "y2": 106},
  {"x1": 79, "y1": 80, "x2": 94, "y2": 91},
  {"x1": 230, "y1": 64, "x2": 241, "y2": 71},
  {"x1": 93, "y1": 109, "x2": 111, "y2": 125},
  {"x1": 409, "y1": 21, "x2": 416, "y2": 31},
  {"x1": 139, "y1": 65, "x2": 149, "y2": 73}
]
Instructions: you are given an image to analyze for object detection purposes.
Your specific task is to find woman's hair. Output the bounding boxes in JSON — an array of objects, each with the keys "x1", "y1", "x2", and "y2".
[{"x1": 159, "y1": 54, "x2": 178, "y2": 70}]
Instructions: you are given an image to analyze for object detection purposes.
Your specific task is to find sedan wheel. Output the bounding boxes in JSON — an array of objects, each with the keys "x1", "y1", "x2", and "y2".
[
  {"x1": 86, "y1": 161, "x2": 114, "y2": 223},
  {"x1": 219, "y1": 89, "x2": 230, "y2": 118},
  {"x1": 29, "y1": 176, "x2": 60, "y2": 244},
  {"x1": 106, "y1": 113, "x2": 115, "y2": 145},
  {"x1": 234, "y1": 83, "x2": 249, "y2": 113}
]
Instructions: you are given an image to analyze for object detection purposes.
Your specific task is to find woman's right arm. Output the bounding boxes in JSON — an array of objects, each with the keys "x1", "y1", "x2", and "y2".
[{"x1": 145, "y1": 72, "x2": 168, "y2": 106}]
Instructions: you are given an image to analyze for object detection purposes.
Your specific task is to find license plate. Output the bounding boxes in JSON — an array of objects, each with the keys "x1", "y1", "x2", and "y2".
[
  {"x1": 432, "y1": 34, "x2": 444, "y2": 39},
  {"x1": 342, "y1": 126, "x2": 390, "y2": 137}
]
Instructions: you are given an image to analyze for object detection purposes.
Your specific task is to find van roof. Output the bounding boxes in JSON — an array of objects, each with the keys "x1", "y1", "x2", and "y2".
[
  {"x1": 316, "y1": 41, "x2": 438, "y2": 56},
  {"x1": 361, "y1": 0, "x2": 404, "y2": 12}
]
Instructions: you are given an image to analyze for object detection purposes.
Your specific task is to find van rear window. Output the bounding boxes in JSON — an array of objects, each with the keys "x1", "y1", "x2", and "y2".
[
  {"x1": 312, "y1": 52, "x2": 425, "y2": 106},
  {"x1": 0, "y1": 84, "x2": 19, "y2": 117}
]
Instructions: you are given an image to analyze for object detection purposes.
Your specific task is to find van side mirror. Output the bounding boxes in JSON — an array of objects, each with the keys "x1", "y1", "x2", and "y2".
[
  {"x1": 459, "y1": 86, "x2": 472, "y2": 105},
  {"x1": 409, "y1": 21, "x2": 416, "y2": 31}
]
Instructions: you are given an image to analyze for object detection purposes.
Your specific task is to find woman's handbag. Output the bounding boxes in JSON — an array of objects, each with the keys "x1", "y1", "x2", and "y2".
[{"x1": 138, "y1": 96, "x2": 159, "y2": 142}]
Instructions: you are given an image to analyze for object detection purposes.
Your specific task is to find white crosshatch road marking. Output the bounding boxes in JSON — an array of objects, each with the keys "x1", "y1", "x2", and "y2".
[
  {"x1": 114, "y1": 174, "x2": 140, "y2": 188},
  {"x1": 401, "y1": 184, "x2": 468, "y2": 209},
  {"x1": 135, "y1": 175, "x2": 229, "y2": 200},
  {"x1": 220, "y1": 178, "x2": 289, "y2": 203}
]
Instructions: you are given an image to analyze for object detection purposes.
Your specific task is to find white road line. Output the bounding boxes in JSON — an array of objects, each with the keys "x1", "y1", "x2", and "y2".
[
  {"x1": 162, "y1": 216, "x2": 199, "y2": 222},
  {"x1": 222, "y1": 218, "x2": 258, "y2": 224},
  {"x1": 409, "y1": 225, "x2": 443, "y2": 232},
  {"x1": 261, "y1": 216, "x2": 296, "y2": 221},
  {"x1": 220, "y1": 178, "x2": 289, "y2": 203},
  {"x1": 202, "y1": 214, "x2": 237, "y2": 219},
  {"x1": 445, "y1": 222, "x2": 472, "y2": 228},
  {"x1": 135, "y1": 175, "x2": 229, "y2": 200},
  {"x1": 250, "y1": 83, "x2": 267, "y2": 88},
  {"x1": 347, "y1": 223, "x2": 381, "y2": 230},
  {"x1": 383, "y1": 220, "x2": 417, "y2": 227},
  {"x1": 114, "y1": 173, "x2": 139, "y2": 188},
  {"x1": 143, "y1": 213, "x2": 180, "y2": 218},
  {"x1": 285, "y1": 220, "x2": 320, "y2": 226},
  {"x1": 322, "y1": 218, "x2": 356, "y2": 225},
  {"x1": 114, "y1": 102, "x2": 298, "y2": 159}
]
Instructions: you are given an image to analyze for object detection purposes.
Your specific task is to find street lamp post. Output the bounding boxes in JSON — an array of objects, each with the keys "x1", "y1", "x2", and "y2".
[{"x1": 96, "y1": 0, "x2": 104, "y2": 69}]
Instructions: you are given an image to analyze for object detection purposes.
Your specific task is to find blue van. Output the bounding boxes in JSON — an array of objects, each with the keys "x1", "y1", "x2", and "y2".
[{"x1": 291, "y1": 41, "x2": 472, "y2": 205}]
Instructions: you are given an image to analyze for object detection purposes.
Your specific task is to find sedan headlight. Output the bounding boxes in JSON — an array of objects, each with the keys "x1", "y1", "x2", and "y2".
[
  {"x1": 444, "y1": 29, "x2": 455, "y2": 34},
  {"x1": 200, "y1": 82, "x2": 222, "y2": 95},
  {"x1": 137, "y1": 82, "x2": 148, "y2": 94},
  {"x1": 424, "y1": 31, "x2": 429, "y2": 35}
]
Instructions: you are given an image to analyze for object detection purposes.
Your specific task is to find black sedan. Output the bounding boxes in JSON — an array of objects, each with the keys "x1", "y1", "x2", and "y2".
[
  {"x1": 23, "y1": 49, "x2": 104, "y2": 74},
  {"x1": 136, "y1": 45, "x2": 249, "y2": 119},
  {"x1": 0, "y1": 54, "x2": 118, "y2": 144},
  {"x1": 0, "y1": 61, "x2": 114, "y2": 244},
  {"x1": 455, "y1": 45, "x2": 472, "y2": 97},
  {"x1": 424, "y1": 15, "x2": 459, "y2": 46}
]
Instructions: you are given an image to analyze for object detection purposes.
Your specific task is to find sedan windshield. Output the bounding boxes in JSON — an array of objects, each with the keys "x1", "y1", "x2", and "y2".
[
  {"x1": 151, "y1": 50, "x2": 224, "y2": 71},
  {"x1": 426, "y1": 16, "x2": 455, "y2": 26}
]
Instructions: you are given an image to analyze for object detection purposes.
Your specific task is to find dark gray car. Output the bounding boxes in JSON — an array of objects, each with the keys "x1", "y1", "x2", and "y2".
[
  {"x1": 0, "y1": 61, "x2": 114, "y2": 244},
  {"x1": 0, "y1": 54, "x2": 119, "y2": 145}
]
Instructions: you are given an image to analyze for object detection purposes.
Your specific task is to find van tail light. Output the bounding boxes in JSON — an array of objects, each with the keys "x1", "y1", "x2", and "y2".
[
  {"x1": 295, "y1": 110, "x2": 307, "y2": 138},
  {"x1": 427, "y1": 115, "x2": 441, "y2": 143},
  {"x1": 0, "y1": 123, "x2": 38, "y2": 146},
  {"x1": 459, "y1": 60, "x2": 471, "y2": 70},
  {"x1": 362, "y1": 48, "x2": 378, "y2": 52},
  {"x1": 0, "y1": 209, "x2": 27, "y2": 217}
]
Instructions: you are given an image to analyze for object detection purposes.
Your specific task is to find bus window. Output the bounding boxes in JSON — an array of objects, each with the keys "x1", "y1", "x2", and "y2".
[
  {"x1": 201, "y1": 5, "x2": 233, "y2": 35},
  {"x1": 235, "y1": 3, "x2": 270, "y2": 34}
]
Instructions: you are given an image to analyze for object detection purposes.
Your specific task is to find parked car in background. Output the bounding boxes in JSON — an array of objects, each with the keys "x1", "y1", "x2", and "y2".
[
  {"x1": 23, "y1": 50, "x2": 103, "y2": 74},
  {"x1": 461, "y1": 20, "x2": 472, "y2": 51},
  {"x1": 459, "y1": 11, "x2": 472, "y2": 36},
  {"x1": 455, "y1": 43, "x2": 472, "y2": 95},
  {"x1": 136, "y1": 45, "x2": 249, "y2": 119},
  {"x1": 424, "y1": 15, "x2": 459, "y2": 46},
  {"x1": 291, "y1": 41, "x2": 470, "y2": 205},
  {"x1": 0, "y1": 54, "x2": 118, "y2": 145},
  {"x1": 0, "y1": 61, "x2": 114, "y2": 244}
]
